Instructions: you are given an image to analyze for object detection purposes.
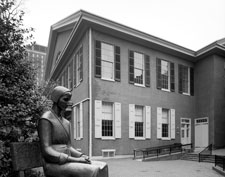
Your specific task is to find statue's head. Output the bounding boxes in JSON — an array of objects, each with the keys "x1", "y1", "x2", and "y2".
[{"x1": 51, "y1": 86, "x2": 73, "y2": 119}]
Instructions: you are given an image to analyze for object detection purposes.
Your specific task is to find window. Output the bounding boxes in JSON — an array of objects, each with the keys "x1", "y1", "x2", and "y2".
[
  {"x1": 129, "y1": 51, "x2": 150, "y2": 87},
  {"x1": 157, "y1": 107, "x2": 175, "y2": 140},
  {"x1": 162, "y1": 109, "x2": 169, "y2": 138},
  {"x1": 95, "y1": 41, "x2": 120, "y2": 81},
  {"x1": 95, "y1": 100, "x2": 121, "y2": 139},
  {"x1": 73, "y1": 103, "x2": 83, "y2": 140},
  {"x1": 178, "y1": 64, "x2": 194, "y2": 95},
  {"x1": 156, "y1": 59, "x2": 175, "y2": 92},
  {"x1": 73, "y1": 46, "x2": 83, "y2": 87},
  {"x1": 129, "y1": 104, "x2": 151, "y2": 139},
  {"x1": 102, "y1": 102, "x2": 113, "y2": 137},
  {"x1": 68, "y1": 62, "x2": 73, "y2": 89},
  {"x1": 135, "y1": 105, "x2": 144, "y2": 137}
]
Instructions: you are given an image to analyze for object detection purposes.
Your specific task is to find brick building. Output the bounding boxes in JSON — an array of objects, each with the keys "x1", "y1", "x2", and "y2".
[
  {"x1": 26, "y1": 44, "x2": 47, "y2": 86},
  {"x1": 45, "y1": 10, "x2": 225, "y2": 157}
]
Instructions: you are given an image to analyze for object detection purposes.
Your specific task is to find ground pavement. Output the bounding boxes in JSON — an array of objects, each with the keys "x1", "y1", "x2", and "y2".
[{"x1": 100, "y1": 158, "x2": 223, "y2": 177}]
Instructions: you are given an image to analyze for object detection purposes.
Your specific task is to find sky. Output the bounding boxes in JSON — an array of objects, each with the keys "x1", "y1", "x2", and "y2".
[{"x1": 21, "y1": 0, "x2": 225, "y2": 51}]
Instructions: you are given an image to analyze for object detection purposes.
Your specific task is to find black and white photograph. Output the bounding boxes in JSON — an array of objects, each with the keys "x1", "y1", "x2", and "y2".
[{"x1": 1, "y1": 0, "x2": 225, "y2": 176}]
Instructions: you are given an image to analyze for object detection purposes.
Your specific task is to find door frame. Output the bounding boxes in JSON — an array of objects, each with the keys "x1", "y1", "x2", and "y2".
[
  {"x1": 180, "y1": 118, "x2": 191, "y2": 145},
  {"x1": 194, "y1": 117, "x2": 209, "y2": 148}
]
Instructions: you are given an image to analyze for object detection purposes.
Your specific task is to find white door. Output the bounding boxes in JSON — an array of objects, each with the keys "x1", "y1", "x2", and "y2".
[
  {"x1": 181, "y1": 118, "x2": 191, "y2": 145},
  {"x1": 195, "y1": 117, "x2": 209, "y2": 148}
]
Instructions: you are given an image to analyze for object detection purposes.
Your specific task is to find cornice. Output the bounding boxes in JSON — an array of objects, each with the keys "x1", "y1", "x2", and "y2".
[{"x1": 45, "y1": 10, "x2": 225, "y2": 81}]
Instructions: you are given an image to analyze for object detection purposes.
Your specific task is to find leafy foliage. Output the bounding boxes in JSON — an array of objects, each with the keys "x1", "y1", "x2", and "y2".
[{"x1": 0, "y1": 0, "x2": 50, "y2": 176}]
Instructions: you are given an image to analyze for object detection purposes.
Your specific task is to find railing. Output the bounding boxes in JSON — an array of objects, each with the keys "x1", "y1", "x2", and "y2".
[
  {"x1": 215, "y1": 155, "x2": 225, "y2": 171},
  {"x1": 133, "y1": 143, "x2": 192, "y2": 160},
  {"x1": 199, "y1": 144, "x2": 213, "y2": 162}
]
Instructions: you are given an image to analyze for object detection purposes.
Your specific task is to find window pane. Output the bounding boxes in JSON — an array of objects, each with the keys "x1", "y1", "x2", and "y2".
[
  {"x1": 162, "y1": 124, "x2": 169, "y2": 137},
  {"x1": 135, "y1": 122, "x2": 143, "y2": 137},
  {"x1": 161, "y1": 60, "x2": 169, "y2": 89},
  {"x1": 182, "y1": 66, "x2": 189, "y2": 93},
  {"x1": 101, "y1": 43, "x2": 114, "y2": 79},
  {"x1": 102, "y1": 61, "x2": 113, "y2": 79},
  {"x1": 134, "y1": 52, "x2": 144, "y2": 85},
  {"x1": 102, "y1": 120, "x2": 113, "y2": 136},
  {"x1": 102, "y1": 102, "x2": 113, "y2": 137}
]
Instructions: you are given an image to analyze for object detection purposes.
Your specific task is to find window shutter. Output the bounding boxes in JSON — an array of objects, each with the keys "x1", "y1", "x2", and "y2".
[
  {"x1": 73, "y1": 55, "x2": 76, "y2": 87},
  {"x1": 129, "y1": 104, "x2": 135, "y2": 138},
  {"x1": 178, "y1": 64, "x2": 183, "y2": 93},
  {"x1": 115, "y1": 46, "x2": 121, "y2": 82},
  {"x1": 145, "y1": 106, "x2": 151, "y2": 139},
  {"x1": 95, "y1": 100, "x2": 102, "y2": 138},
  {"x1": 190, "y1": 67, "x2": 194, "y2": 96},
  {"x1": 156, "y1": 59, "x2": 162, "y2": 89},
  {"x1": 170, "y1": 62, "x2": 175, "y2": 92},
  {"x1": 170, "y1": 109, "x2": 175, "y2": 139},
  {"x1": 157, "y1": 107, "x2": 162, "y2": 139},
  {"x1": 80, "y1": 103, "x2": 83, "y2": 139},
  {"x1": 80, "y1": 46, "x2": 83, "y2": 82},
  {"x1": 73, "y1": 107, "x2": 77, "y2": 139},
  {"x1": 95, "y1": 41, "x2": 101, "y2": 78},
  {"x1": 145, "y1": 55, "x2": 150, "y2": 87},
  {"x1": 129, "y1": 51, "x2": 134, "y2": 84},
  {"x1": 114, "y1": 102, "x2": 121, "y2": 138}
]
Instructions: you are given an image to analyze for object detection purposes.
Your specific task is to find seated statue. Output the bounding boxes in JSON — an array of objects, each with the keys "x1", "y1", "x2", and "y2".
[{"x1": 38, "y1": 86, "x2": 108, "y2": 177}]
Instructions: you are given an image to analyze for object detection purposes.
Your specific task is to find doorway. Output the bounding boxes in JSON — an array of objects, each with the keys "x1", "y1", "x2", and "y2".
[
  {"x1": 195, "y1": 117, "x2": 209, "y2": 148},
  {"x1": 181, "y1": 118, "x2": 191, "y2": 145}
]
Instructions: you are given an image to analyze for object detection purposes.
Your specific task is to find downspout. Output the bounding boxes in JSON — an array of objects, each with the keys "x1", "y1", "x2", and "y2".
[{"x1": 88, "y1": 28, "x2": 93, "y2": 157}]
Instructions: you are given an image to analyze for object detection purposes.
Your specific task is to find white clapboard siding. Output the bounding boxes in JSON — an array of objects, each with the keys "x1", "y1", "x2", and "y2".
[
  {"x1": 114, "y1": 102, "x2": 121, "y2": 138},
  {"x1": 145, "y1": 106, "x2": 151, "y2": 139},
  {"x1": 157, "y1": 107, "x2": 162, "y2": 139},
  {"x1": 95, "y1": 100, "x2": 102, "y2": 138},
  {"x1": 129, "y1": 104, "x2": 135, "y2": 138}
]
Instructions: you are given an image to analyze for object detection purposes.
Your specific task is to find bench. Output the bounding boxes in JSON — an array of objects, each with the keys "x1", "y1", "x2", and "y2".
[{"x1": 10, "y1": 142, "x2": 47, "y2": 177}]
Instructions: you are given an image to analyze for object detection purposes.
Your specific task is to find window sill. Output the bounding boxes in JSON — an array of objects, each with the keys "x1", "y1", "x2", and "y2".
[
  {"x1": 101, "y1": 137, "x2": 115, "y2": 140},
  {"x1": 75, "y1": 138, "x2": 82, "y2": 141},
  {"x1": 134, "y1": 83, "x2": 145, "y2": 87},
  {"x1": 161, "y1": 137, "x2": 171, "y2": 141},
  {"x1": 182, "y1": 92, "x2": 190, "y2": 96},
  {"x1": 101, "y1": 78, "x2": 115, "y2": 82},
  {"x1": 161, "y1": 88, "x2": 170, "y2": 92},
  {"x1": 134, "y1": 137, "x2": 145, "y2": 140}
]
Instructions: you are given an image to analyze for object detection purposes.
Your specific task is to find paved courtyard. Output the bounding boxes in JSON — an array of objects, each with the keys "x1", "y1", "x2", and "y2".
[{"x1": 100, "y1": 158, "x2": 223, "y2": 177}]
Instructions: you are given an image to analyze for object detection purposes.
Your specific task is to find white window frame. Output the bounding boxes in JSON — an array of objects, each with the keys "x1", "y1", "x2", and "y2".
[
  {"x1": 95, "y1": 100, "x2": 121, "y2": 140},
  {"x1": 73, "y1": 103, "x2": 83, "y2": 140},
  {"x1": 161, "y1": 60, "x2": 170, "y2": 92},
  {"x1": 161, "y1": 108, "x2": 170, "y2": 140},
  {"x1": 101, "y1": 42, "x2": 115, "y2": 81},
  {"x1": 134, "y1": 105, "x2": 145, "y2": 139},
  {"x1": 182, "y1": 66, "x2": 190, "y2": 95},
  {"x1": 157, "y1": 107, "x2": 175, "y2": 140},
  {"x1": 129, "y1": 104, "x2": 151, "y2": 140},
  {"x1": 101, "y1": 101, "x2": 114, "y2": 139},
  {"x1": 134, "y1": 52, "x2": 145, "y2": 87}
]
